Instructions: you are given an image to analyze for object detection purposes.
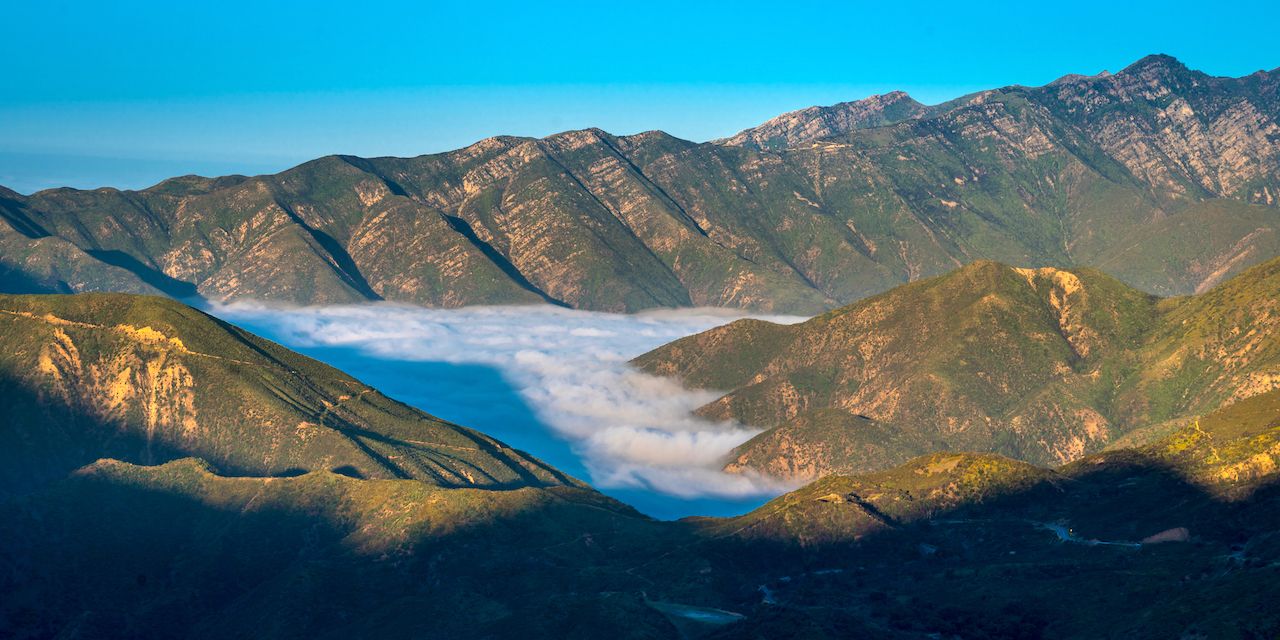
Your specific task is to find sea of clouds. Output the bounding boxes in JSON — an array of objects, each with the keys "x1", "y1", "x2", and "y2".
[{"x1": 211, "y1": 302, "x2": 807, "y2": 517}]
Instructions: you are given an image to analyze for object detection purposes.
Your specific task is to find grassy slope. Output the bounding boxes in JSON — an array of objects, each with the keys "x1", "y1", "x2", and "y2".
[
  {"x1": 0, "y1": 458, "x2": 674, "y2": 640},
  {"x1": 0, "y1": 292, "x2": 576, "y2": 497},
  {"x1": 713, "y1": 388, "x2": 1280, "y2": 544},
  {"x1": 683, "y1": 394, "x2": 1280, "y2": 637},
  {"x1": 637, "y1": 257, "x2": 1280, "y2": 480},
  {"x1": 2, "y1": 291, "x2": 1280, "y2": 638},
  {"x1": 11, "y1": 384, "x2": 1274, "y2": 638}
]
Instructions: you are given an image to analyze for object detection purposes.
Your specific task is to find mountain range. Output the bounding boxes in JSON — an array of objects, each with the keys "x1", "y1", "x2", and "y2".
[
  {"x1": 6, "y1": 52, "x2": 1280, "y2": 638},
  {"x1": 3, "y1": 54, "x2": 1280, "y2": 313}
]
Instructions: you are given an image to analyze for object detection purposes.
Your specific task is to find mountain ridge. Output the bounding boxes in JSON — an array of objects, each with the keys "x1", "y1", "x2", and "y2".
[
  {"x1": 4, "y1": 54, "x2": 1280, "y2": 313},
  {"x1": 635, "y1": 255, "x2": 1280, "y2": 481},
  {"x1": 0, "y1": 292, "x2": 580, "y2": 497}
]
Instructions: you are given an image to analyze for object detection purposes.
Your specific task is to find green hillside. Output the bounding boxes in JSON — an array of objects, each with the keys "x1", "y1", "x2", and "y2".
[
  {"x1": 636, "y1": 257, "x2": 1280, "y2": 480},
  {"x1": 0, "y1": 292, "x2": 575, "y2": 497},
  {"x1": 0, "y1": 458, "x2": 674, "y2": 639},
  {"x1": 5, "y1": 372, "x2": 1280, "y2": 639},
  {"x1": 2, "y1": 292, "x2": 1280, "y2": 638}
]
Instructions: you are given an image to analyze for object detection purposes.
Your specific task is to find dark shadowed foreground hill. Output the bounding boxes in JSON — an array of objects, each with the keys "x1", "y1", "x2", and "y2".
[
  {"x1": 4, "y1": 54, "x2": 1280, "y2": 312},
  {"x1": 636, "y1": 256, "x2": 1280, "y2": 480},
  {"x1": 3, "y1": 364, "x2": 1280, "y2": 638},
  {"x1": 686, "y1": 389, "x2": 1280, "y2": 638}
]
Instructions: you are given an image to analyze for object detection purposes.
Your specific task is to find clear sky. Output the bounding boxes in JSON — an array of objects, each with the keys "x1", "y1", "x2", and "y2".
[{"x1": 3, "y1": 0, "x2": 1278, "y2": 194}]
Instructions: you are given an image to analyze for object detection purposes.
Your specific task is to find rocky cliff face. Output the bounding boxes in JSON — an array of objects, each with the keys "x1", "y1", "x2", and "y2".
[
  {"x1": 1029, "y1": 54, "x2": 1280, "y2": 204},
  {"x1": 0, "y1": 293, "x2": 575, "y2": 496},
  {"x1": 716, "y1": 90, "x2": 930, "y2": 150},
  {"x1": 2, "y1": 55, "x2": 1278, "y2": 312}
]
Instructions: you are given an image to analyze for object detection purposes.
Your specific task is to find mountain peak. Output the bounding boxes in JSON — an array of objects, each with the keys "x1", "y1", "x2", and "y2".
[
  {"x1": 1119, "y1": 53, "x2": 1191, "y2": 76},
  {"x1": 1047, "y1": 69, "x2": 1112, "y2": 86},
  {"x1": 717, "y1": 91, "x2": 928, "y2": 150},
  {"x1": 541, "y1": 127, "x2": 614, "y2": 149}
]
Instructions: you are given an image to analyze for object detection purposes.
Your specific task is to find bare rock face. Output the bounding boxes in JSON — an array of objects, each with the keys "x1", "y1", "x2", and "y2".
[
  {"x1": 1040, "y1": 55, "x2": 1280, "y2": 205},
  {"x1": 716, "y1": 90, "x2": 930, "y2": 150},
  {"x1": 0, "y1": 293, "x2": 576, "y2": 497},
  {"x1": 2, "y1": 55, "x2": 1279, "y2": 312}
]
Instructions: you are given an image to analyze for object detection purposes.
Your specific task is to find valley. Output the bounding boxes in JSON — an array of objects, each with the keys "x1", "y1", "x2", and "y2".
[
  {"x1": 211, "y1": 302, "x2": 805, "y2": 519},
  {"x1": 3, "y1": 284, "x2": 1280, "y2": 637},
  {"x1": 4, "y1": 46, "x2": 1280, "y2": 639}
]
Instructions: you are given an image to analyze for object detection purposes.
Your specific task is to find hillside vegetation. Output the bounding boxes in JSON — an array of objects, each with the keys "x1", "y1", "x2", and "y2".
[
  {"x1": 4, "y1": 55, "x2": 1280, "y2": 312},
  {"x1": 2, "y1": 292, "x2": 1280, "y2": 637},
  {"x1": 0, "y1": 293, "x2": 576, "y2": 497},
  {"x1": 636, "y1": 256, "x2": 1280, "y2": 480}
]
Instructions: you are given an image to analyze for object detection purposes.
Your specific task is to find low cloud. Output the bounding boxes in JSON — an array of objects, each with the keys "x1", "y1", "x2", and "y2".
[{"x1": 211, "y1": 303, "x2": 806, "y2": 507}]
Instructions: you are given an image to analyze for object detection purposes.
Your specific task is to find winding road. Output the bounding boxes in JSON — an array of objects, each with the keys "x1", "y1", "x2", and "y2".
[{"x1": 1039, "y1": 522, "x2": 1142, "y2": 548}]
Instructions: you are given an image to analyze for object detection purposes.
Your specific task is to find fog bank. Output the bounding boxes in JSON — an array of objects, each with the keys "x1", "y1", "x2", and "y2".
[{"x1": 212, "y1": 302, "x2": 807, "y2": 518}]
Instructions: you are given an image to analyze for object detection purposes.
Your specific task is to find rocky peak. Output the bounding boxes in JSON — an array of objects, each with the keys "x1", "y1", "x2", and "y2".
[
  {"x1": 541, "y1": 127, "x2": 613, "y2": 152},
  {"x1": 1047, "y1": 70, "x2": 1112, "y2": 86},
  {"x1": 1114, "y1": 53, "x2": 1200, "y2": 89},
  {"x1": 1120, "y1": 53, "x2": 1190, "y2": 74},
  {"x1": 717, "y1": 90, "x2": 928, "y2": 150}
]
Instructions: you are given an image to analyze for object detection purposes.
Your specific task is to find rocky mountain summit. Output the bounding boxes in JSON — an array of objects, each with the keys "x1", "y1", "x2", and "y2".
[{"x1": 715, "y1": 90, "x2": 930, "y2": 150}]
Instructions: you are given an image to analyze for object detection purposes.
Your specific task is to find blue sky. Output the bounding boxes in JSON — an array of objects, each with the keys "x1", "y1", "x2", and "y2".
[{"x1": 2, "y1": 0, "x2": 1278, "y2": 193}]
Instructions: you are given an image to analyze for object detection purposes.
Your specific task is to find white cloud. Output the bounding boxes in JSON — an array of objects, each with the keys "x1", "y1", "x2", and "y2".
[{"x1": 210, "y1": 302, "x2": 806, "y2": 504}]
